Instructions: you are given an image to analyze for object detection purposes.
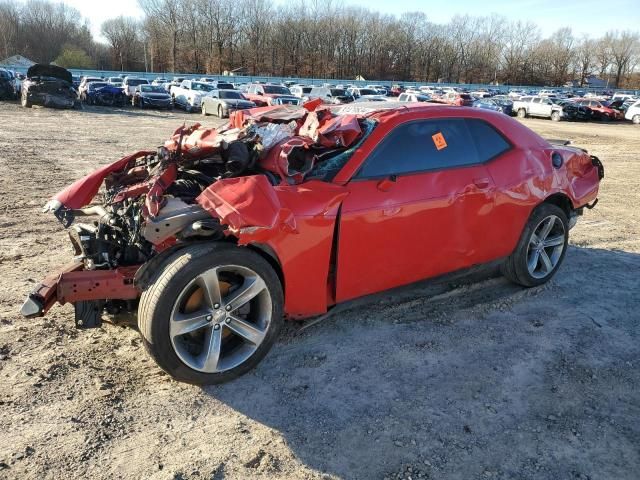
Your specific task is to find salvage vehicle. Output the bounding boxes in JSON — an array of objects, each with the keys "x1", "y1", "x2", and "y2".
[
  {"x1": 78, "y1": 76, "x2": 103, "y2": 97},
  {"x1": 573, "y1": 99, "x2": 623, "y2": 121},
  {"x1": 21, "y1": 103, "x2": 604, "y2": 384},
  {"x1": 82, "y1": 82, "x2": 128, "y2": 107},
  {"x1": 347, "y1": 87, "x2": 388, "y2": 101},
  {"x1": 122, "y1": 77, "x2": 150, "y2": 97},
  {"x1": 552, "y1": 99, "x2": 593, "y2": 121},
  {"x1": 290, "y1": 85, "x2": 313, "y2": 98},
  {"x1": 201, "y1": 89, "x2": 255, "y2": 118},
  {"x1": 0, "y1": 68, "x2": 17, "y2": 100},
  {"x1": 398, "y1": 93, "x2": 433, "y2": 103},
  {"x1": 21, "y1": 64, "x2": 78, "y2": 109},
  {"x1": 472, "y1": 98, "x2": 513, "y2": 115},
  {"x1": 170, "y1": 80, "x2": 216, "y2": 112},
  {"x1": 513, "y1": 96, "x2": 568, "y2": 121},
  {"x1": 244, "y1": 84, "x2": 299, "y2": 107},
  {"x1": 625, "y1": 100, "x2": 640, "y2": 124},
  {"x1": 132, "y1": 85, "x2": 173, "y2": 109},
  {"x1": 308, "y1": 87, "x2": 354, "y2": 104}
]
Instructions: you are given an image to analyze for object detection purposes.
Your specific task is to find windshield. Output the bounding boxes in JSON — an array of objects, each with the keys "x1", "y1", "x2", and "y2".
[
  {"x1": 141, "y1": 85, "x2": 165, "y2": 93},
  {"x1": 192, "y1": 82, "x2": 214, "y2": 92},
  {"x1": 303, "y1": 87, "x2": 312, "y2": 93},
  {"x1": 217, "y1": 82, "x2": 234, "y2": 90},
  {"x1": 308, "y1": 118, "x2": 376, "y2": 181},
  {"x1": 127, "y1": 79, "x2": 148, "y2": 86},
  {"x1": 359, "y1": 89, "x2": 377, "y2": 96},
  {"x1": 263, "y1": 85, "x2": 291, "y2": 95},
  {"x1": 219, "y1": 90, "x2": 244, "y2": 100},
  {"x1": 331, "y1": 89, "x2": 347, "y2": 96}
]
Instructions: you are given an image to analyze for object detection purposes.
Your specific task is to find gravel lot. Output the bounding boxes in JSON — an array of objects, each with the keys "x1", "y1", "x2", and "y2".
[{"x1": 0, "y1": 102, "x2": 639, "y2": 480}]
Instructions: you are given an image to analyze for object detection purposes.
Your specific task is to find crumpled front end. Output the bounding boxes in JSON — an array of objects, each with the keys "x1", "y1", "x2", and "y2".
[{"x1": 22, "y1": 103, "x2": 373, "y2": 322}]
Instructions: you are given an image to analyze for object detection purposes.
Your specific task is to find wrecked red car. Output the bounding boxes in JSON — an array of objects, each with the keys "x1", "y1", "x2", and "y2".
[{"x1": 21, "y1": 102, "x2": 604, "y2": 384}]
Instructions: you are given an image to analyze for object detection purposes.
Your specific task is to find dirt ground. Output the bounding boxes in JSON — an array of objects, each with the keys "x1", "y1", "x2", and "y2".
[{"x1": 0, "y1": 102, "x2": 639, "y2": 480}]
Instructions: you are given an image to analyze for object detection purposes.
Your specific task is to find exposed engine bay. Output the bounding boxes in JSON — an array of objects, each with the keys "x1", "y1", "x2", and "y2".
[{"x1": 42, "y1": 103, "x2": 373, "y2": 283}]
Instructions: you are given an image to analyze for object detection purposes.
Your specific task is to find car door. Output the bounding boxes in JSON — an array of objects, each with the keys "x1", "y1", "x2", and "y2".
[
  {"x1": 529, "y1": 98, "x2": 544, "y2": 116},
  {"x1": 335, "y1": 117, "x2": 506, "y2": 303},
  {"x1": 540, "y1": 98, "x2": 553, "y2": 117}
]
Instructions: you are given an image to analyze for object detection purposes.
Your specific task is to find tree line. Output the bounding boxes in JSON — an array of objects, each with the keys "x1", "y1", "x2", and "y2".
[{"x1": 1, "y1": 0, "x2": 639, "y2": 88}]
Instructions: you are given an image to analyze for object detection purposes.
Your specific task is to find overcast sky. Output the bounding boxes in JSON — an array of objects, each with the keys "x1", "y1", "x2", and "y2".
[{"x1": 52, "y1": 0, "x2": 640, "y2": 42}]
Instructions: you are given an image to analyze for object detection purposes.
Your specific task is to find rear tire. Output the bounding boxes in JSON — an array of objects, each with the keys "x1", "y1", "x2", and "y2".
[
  {"x1": 138, "y1": 244, "x2": 284, "y2": 385},
  {"x1": 217, "y1": 105, "x2": 224, "y2": 118},
  {"x1": 501, "y1": 203, "x2": 569, "y2": 287},
  {"x1": 517, "y1": 108, "x2": 526, "y2": 118}
]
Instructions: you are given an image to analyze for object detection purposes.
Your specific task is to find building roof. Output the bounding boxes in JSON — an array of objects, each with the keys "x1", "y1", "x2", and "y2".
[{"x1": 0, "y1": 55, "x2": 36, "y2": 68}]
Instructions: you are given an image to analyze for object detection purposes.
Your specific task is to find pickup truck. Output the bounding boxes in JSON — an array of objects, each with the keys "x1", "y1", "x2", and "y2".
[
  {"x1": 170, "y1": 80, "x2": 216, "y2": 112},
  {"x1": 243, "y1": 83, "x2": 300, "y2": 107},
  {"x1": 513, "y1": 96, "x2": 566, "y2": 121}
]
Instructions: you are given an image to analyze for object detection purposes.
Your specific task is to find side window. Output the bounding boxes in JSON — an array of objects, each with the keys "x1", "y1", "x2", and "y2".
[
  {"x1": 533, "y1": 98, "x2": 541, "y2": 104},
  {"x1": 399, "y1": 93, "x2": 407, "y2": 101},
  {"x1": 357, "y1": 118, "x2": 510, "y2": 179}
]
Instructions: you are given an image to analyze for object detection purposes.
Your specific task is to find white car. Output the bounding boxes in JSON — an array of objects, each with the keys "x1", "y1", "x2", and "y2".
[
  {"x1": 347, "y1": 87, "x2": 387, "y2": 101},
  {"x1": 78, "y1": 76, "x2": 103, "y2": 97},
  {"x1": 290, "y1": 85, "x2": 313, "y2": 98},
  {"x1": 398, "y1": 93, "x2": 432, "y2": 103},
  {"x1": 625, "y1": 100, "x2": 640, "y2": 124},
  {"x1": 170, "y1": 79, "x2": 216, "y2": 112},
  {"x1": 122, "y1": 77, "x2": 149, "y2": 97}
]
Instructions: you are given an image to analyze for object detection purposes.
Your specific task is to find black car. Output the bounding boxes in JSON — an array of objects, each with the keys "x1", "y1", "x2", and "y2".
[
  {"x1": 132, "y1": 84, "x2": 173, "y2": 109},
  {"x1": 552, "y1": 99, "x2": 593, "y2": 121},
  {"x1": 0, "y1": 68, "x2": 17, "y2": 100},
  {"x1": 21, "y1": 64, "x2": 78, "y2": 109}
]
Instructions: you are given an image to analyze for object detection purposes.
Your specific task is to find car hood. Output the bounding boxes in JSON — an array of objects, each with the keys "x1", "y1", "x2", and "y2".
[{"x1": 27, "y1": 64, "x2": 72, "y2": 84}]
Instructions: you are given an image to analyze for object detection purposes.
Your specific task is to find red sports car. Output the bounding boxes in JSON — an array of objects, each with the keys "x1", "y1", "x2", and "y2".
[{"x1": 21, "y1": 102, "x2": 604, "y2": 384}]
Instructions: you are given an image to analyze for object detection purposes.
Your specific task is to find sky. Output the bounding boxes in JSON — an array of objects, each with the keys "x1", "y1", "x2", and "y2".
[{"x1": 51, "y1": 0, "x2": 640, "y2": 42}]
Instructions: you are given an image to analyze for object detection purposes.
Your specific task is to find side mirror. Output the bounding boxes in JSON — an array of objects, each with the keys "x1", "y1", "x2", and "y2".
[{"x1": 376, "y1": 175, "x2": 397, "y2": 192}]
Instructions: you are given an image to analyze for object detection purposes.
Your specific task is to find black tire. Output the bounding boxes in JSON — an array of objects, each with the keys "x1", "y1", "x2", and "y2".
[
  {"x1": 217, "y1": 104, "x2": 224, "y2": 118},
  {"x1": 201, "y1": 102, "x2": 208, "y2": 116},
  {"x1": 501, "y1": 203, "x2": 569, "y2": 287},
  {"x1": 517, "y1": 108, "x2": 526, "y2": 118},
  {"x1": 551, "y1": 111, "x2": 561, "y2": 122},
  {"x1": 138, "y1": 244, "x2": 284, "y2": 384},
  {"x1": 632, "y1": 115, "x2": 639, "y2": 125}
]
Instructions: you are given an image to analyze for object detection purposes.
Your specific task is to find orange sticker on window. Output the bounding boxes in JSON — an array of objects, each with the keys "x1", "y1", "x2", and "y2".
[{"x1": 432, "y1": 132, "x2": 447, "y2": 150}]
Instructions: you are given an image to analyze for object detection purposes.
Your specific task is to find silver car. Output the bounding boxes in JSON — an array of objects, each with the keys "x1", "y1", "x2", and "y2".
[{"x1": 201, "y1": 89, "x2": 256, "y2": 118}]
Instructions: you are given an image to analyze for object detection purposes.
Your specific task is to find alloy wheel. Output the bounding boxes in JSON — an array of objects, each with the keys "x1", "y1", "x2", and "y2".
[
  {"x1": 169, "y1": 265, "x2": 272, "y2": 373},
  {"x1": 526, "y1": 215, "x2": 566, "y2": 279}
]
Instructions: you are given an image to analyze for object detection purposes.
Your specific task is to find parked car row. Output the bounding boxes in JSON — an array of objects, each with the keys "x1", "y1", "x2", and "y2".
[{"x1": 3, "y1": 65, "x2": 639, "y2": 124}]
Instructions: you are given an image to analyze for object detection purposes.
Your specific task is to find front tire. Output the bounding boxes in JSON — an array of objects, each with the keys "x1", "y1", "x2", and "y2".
[
  {"x1": 551, "y1": 111, "x2": 561, "y2": 122},
  {"x1": 138, "y1": 244, "x2": 284, "y2": 384},
  {"x1": 217, "y1": 104, "x2": 224, "y2": 118},
  {"x1": 501, "y1": 203, "x2": 569, "y2": 287},
  {"x1": 632, "y1": 114, "x2": 640, "y2": 125},
  {"x1": 517, "y1": 108, "x2": 527, "y2": 118}
]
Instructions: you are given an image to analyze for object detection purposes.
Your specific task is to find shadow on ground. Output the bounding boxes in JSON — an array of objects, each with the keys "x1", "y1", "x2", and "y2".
[{"x1": 202, "y1": 246, "x2": 640, "y2": 479}]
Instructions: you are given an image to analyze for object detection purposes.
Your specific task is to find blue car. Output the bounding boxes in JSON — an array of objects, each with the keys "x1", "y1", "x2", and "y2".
[
  {"x1": 473, "y1": 98, "x2": 514, "y2": 115},
  {"x1": 83, "y1": 82, "x2": 127, "y2": 106}
]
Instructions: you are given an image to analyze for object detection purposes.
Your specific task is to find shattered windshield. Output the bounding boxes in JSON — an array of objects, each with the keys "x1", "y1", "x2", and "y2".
[{"x1": 307, "y1": 118, "x2": 377, "y2": 181}]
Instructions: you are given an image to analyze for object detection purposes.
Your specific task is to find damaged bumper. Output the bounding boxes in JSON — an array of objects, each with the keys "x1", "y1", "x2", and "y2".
[{"x1": 21, "y1": 262, "x2": 140, "y2": 318}]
